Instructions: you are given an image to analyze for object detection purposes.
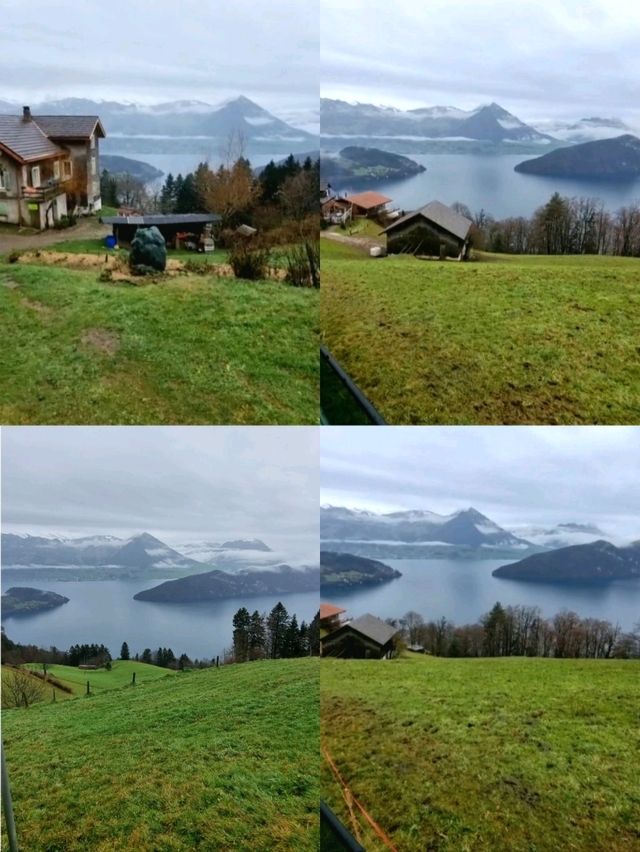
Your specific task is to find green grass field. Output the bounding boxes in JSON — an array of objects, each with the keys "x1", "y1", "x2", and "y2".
[
  {"x1": 2, "y1": 658, "x2": 319, "y2": 851},
  {"x1": 0, "y1": 261, "x2": 318, "y2": 424},
  {"x1": 321, "y1": 248, "x2": 640, "y2": 424},
  {"x1": 23, "y1": 660, "x2": 177, "y2": 695},
  {"x1": 321, "y1": 654, "x2": 640, "y2": 851},
  {"x1": 2, "y1": 665, "x2": 76, "y2": 703}
]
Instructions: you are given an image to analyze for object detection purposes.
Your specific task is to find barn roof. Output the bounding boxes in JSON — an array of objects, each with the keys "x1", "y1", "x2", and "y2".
[
  {"x1": 347, "y1": 614, "x2": 397, "y2": 646},
  {"x1": 344, "y1": 190, "x2": 392, "y2": 209},
  {"x1": 382, "y1": 200, "x2": 472, "y2": 241},
  {"x1": 101, "y1": 214, "x2": 220, "y2": 225},
  {"x1": 0, "y1": 114, "x2": 65, "y2": 163},
  {"x1": 33, "y1": 115, "x2": 106, "y2": 140},
  {"x1": 320, "y1": 603, "x2": 346, "y2": 620}
]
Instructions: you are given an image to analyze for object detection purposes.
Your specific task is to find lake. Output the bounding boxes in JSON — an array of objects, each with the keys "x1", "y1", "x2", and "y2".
[
  {"x1": 1, "y1": 579, "x2": 319, "y2": 661},
  {"x1": 328, "y1": 154, "x2": 640, "y2": 219},
  {"x1": 322, "y1": 559, "x2": 640, "y2": 631}
]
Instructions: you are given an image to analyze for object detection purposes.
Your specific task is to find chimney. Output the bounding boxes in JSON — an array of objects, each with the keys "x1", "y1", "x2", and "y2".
[{"x1": 22, "y1": 106, "x2": 32, "y2": 121}]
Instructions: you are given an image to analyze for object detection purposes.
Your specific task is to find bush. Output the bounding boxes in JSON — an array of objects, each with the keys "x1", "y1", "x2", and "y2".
[
  {"x1": 283, "y1": 241, "x2": 319, "y2": 288},
  {"x1": 7, "y1": 250, "x2": 21, "y2": 263},
  {"x1": 129, "y1": 226, "x2": 166, "y2": 274},
  {"x1": 228, "y1": 243, "x2": 271, "y2": 280}
]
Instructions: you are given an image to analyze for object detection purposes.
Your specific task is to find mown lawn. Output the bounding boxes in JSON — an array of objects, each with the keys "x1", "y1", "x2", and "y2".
[
  {"x1": 2, "y1": 658, "x2": 319, "y2": 851},
  {"x1": 0, "y1": 261, "x2": 318, "y2": 424},
  {"x1": 321, "y1": 655, "x2": 640, "y2": 852},
  {"x1": 321, "y1": 250, "x2": 640, "y2": 424},
  {"x1": 23, "y1": 660, "x2": 177, "y2": 696}
]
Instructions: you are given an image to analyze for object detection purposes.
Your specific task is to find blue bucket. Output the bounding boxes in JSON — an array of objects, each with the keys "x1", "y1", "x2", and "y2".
[{"x1": 104, "y1": 234, "x2": 117, "y2": 249}]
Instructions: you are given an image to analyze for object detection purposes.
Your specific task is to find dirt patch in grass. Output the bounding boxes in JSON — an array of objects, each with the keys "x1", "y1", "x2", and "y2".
[
  {"x1": 80, "y1": 327, "x2": 120, "y2": 356},
  {"x1": 20, "y1": 297, "x2": 54, "y2": 317}
]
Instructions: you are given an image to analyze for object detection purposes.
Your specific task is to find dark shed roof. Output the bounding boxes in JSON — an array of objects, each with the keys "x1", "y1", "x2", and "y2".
[
  {"x1": 0, "y1": 115, "x2": 64, "y2": 163},
  {"x1": 33, "y1": 115, "x2": 106, "y2": 139},
  {"x1": 383, "y1": 200, "x2": 473, "y2": 241},
  {"x1": 346, "y1": 614, "x2": 397, "y2": 646},
  {"x1": 101, "y1": 214, "x2": 220, "y2": 225}
]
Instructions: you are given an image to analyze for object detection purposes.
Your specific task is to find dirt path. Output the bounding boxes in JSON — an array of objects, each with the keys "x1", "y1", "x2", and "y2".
[
  {"x1": 321, "y1": 230, "x2": 385, "y2": 252},
  {"x1": 0, "y1": 218, "x2": 109, "y2": 252}
]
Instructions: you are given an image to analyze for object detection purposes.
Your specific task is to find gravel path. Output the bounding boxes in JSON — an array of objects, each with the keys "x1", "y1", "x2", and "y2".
[{"x1": 0, "y1": 218, "x2": 109, "y2": 252}]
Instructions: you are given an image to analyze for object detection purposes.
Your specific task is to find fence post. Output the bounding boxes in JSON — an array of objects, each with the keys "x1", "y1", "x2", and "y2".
[
  {"x1": 132, "y1": 672, "x2": 136, "y2": 686},
  {"x1": 86, "y1": 680, "x2": 90, "y2": 696},
  {"x1": 216, "y1": 656, "x2": 219, "y2": 668},
  {"x1": 1, "y1": 742, "x2": 20, "y2": 852}
]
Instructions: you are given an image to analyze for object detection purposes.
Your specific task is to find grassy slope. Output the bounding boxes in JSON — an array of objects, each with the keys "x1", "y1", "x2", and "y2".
[
  {"x1": 3, "y1": 658, "x2": 319, "y2": 851},
  {"x1": 0, "y1": 262, "x2": 318, "y2": 424},
  {"x1": 2, "y1": 665, "x2": 75, "y2": 703},
  {"x1": 321, "y1": 655, "x2": 640, "y2": 851},
  {"x1": 321, "y1": 250, "x2": 640, "y2": 424},
  {"x1": 23, "y1": 660, "x2": 177, "y2": 695}
]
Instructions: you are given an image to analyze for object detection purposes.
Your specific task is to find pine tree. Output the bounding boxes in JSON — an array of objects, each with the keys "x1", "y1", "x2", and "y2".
[
  {"x1": 266, "y1": 602, "x2": 290, "y2": 659},
  {"x1": 248, "y1": 610, "x2": 266, "y2": 660},
  {"x1": 232, "y1": 607, "x2": 251, "y2": 662},
  {"x1": 160, "y1": 173, "x2": 176, "y2": 213},
  {"x1": 120, "y1": 641, "x2": 130, "y2": 661},
  {"x1": 141, "y1": 648, "x2": 152, "y2": 664}
]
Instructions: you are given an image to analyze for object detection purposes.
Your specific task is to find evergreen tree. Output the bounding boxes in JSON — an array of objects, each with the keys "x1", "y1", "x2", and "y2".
[
  {"x1": 160, "y1": 173, "x2": 176, "y2": 213},
  {"x1": 141, "y1": 648, "x2": 152, "y2": 664},
  {"x1": 308, "y1": 611, "x2": 320, "y2": 656},
  {"x1": 120, "y1": 641, "x2": 130, "y2": 661},
  {"x1": 175, "y1": 173, "x2": 199, "y2": 213},
  {"x1": 232, "y1": 607, "x2": 251, "y2": 662},
  {"x1": 248, "y1": 610, "x2": 266, "y2": 660},
  {"x1": 266, "y1": 602, "x2": 290, "y2": 659}
]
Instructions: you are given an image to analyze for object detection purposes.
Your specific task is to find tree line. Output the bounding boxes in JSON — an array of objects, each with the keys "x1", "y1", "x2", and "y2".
[
  {"x1": 394, "y1": 602, "x2": 640, "y2": 659},
  {"x1": 452, "y1": 192, "x2": 640, "y2": 256},
  {"x1": 230, "y1": 602, "x2": 320, "y2": 663}
]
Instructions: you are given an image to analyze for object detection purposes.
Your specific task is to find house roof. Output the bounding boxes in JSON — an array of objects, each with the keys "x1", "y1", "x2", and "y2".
[
  {"x1": 33, "y1": 115, "x2": 106, "y2": 140},
  {"x1": 346, "y1": 614, "x2": 398, "y2": 647},
  {"x1": 382, "y1": 200, "x2": 473, "y2": 241},
  {"x1": 101, "y1": 214, "x2": 221, "y2": 226},
  {"x1": 344, "y1": 191, "x2": 392, "y2": 209},
  {"x1": 0, "y1": 115, "x2": 65, "y2": 163},
  {"x1": 320, "y1": 603, "x2": 346, "y2": 620}
]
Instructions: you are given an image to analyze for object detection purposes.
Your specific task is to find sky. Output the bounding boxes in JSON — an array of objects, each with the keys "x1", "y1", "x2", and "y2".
[
  {"x1": 321, "y1": 427, "x2": 640, "y2": 542},
  {"x1": 1, "y1": 427, "x2": 319, "y2": 565},
  {"x1": 0, "y1": 0, "x2": 319, "y2": 132},
  {"x1": 321, "y1": 0, "x2": 640, "y2": 126}
]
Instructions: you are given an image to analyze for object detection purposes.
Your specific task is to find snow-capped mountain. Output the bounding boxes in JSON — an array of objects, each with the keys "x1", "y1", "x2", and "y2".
[
  {"x1": 173, "y1": 539, "x2": 303, "y2": 573},
  {"x1": 320, "y1": 506, "x2": 531, "y2": 549},
  {"x1": 532, "y1": 116, "x2": 638, "y2": 144},
  {"x1": 0, "y1": 96, "x2": 317, "y2": 148},
  {"x1": 320, "y1": 99, "x2": 553, "y2": 145}
]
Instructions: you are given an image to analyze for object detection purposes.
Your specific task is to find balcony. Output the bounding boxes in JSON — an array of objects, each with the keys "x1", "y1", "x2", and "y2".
[{"x1": 21, "y1": 179, "x2": 69, "y2": 203}]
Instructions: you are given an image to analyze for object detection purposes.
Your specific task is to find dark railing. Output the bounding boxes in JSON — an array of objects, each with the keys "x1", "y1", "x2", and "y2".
[
  {"x1": 320, "y1": 801, "x2": 366, "y2": 852},
  {"x1": 320, "y1": 346, "x2": 386, "y2": 425}
]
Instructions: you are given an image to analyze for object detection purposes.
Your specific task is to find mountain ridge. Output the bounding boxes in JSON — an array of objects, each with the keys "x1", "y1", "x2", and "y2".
[{"x1": 493, "y1": 540, "x2": 640, "y2": 582}]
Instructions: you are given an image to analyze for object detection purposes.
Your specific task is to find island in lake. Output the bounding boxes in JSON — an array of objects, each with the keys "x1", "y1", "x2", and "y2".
[
  {"x1": 320, "y1": 551, "x2": 402, "y2": 589},
  {"x1": 514, "y1": 134, "x2": 640, "y2": 178},
  {"x1": 100, "y1": 155, "x2": 164, "y2": 183},
  {"x1": 321, "y1": 146, "x2": 425, "y2": 182},
  {"x1": 134, "y1": 565, "x2": 319, "y2": 603},
  {"x1": 493, "y1": 540, "x2": 640, "y2": 582},
  {"x1": 1, "y1": 587, "x2": 70, "y2": 617}
]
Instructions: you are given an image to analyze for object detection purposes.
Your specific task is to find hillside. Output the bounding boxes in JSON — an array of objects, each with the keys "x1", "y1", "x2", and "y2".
[
  {"x1": 2, "y1": 658, "x2": 319, "y2": 851},
  {"x1": 100, "y1": 155, "x2": 164, "y2": 182},
  {"x1": 321, "y1": 147, "x2": 425, "y2": 182},
  {"x1": 1, "y1": 586, "x2": 69, "y2": 617},
  {"x1": 134, "y1": 565, "x2": 319, "y2": 602},
  {"x1": 321, "y1": 246, "x2": 640, "y2": 424},
  {"x1": 321, "y1": 654, "x2": 640, "y2": 851},
  {"x1": 514, "y1": 134, "x2": 640, "y2": 178},
  {"x1": 493, "y1": 540, "x2": 640, "y2": 582},
  {"x1": 320, "y1": 551, "x2": 402, "y2": 588}
]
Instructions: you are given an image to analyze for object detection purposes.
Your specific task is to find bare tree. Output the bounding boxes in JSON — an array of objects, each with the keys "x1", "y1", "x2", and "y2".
[{"x1": 2, "y1": 667, "x2": 46, "y2": 709}]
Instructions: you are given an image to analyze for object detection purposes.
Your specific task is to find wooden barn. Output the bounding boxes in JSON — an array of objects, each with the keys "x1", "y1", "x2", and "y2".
[
  {"x1": 382, "y1": 199, "x2": 473, "y2": 259},
  {"x1": 320, "y1": 602, "x2": 346, "y2": 633},
  {"x1": 344, "y1": 190, "x2": 391, "y2": 218},
  {"x1": 321, "y1": 195, "x2": 352, "y2": 224},
  {"x1": 321, "y1": 613, "x2": 398, "y2": 659},
  {"x1": 100, "y1": 213, "x2": 221, "y2": 248}
]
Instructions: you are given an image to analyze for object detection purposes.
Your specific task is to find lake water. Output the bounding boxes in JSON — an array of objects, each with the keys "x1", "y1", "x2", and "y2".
[
  {"x1": 321, "y1": 559, "x2": 640, "y2": 631},
  {"x1": 2, "y1": 579, "x2": 319, "y2": 661},
  {"x1": 329, "y1": 154, "x2": 640, "y2": 219}
]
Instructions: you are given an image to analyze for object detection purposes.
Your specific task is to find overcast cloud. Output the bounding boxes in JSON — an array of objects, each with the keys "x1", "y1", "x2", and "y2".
[
  {"x1": 321, "y1": 0, "x2": 640, "y2": 126},
  {"x1": 321, "y1": 427, "x2": 640, "y2": 542},
  {"x1": 0, "y1": 0, "x2": 319, "y2": 131},
  {"x1": 1, "y1": 427, "x2": 319, "y2": 564}
]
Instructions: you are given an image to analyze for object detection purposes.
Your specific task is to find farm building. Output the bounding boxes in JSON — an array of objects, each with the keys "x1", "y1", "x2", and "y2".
[
  {"x1": 344, "y1": 190, "x2": 391, "y2": 218},
  {"x1": 321, "y1": 195, "x2": 352, "y2": 225},
  {"x1": 100, "y1": 213, "x2": 221, "y2": 248},
  {"x1": 321, "y1": 613, "x2": 398, "y2": 659},
  {"x1": 320, "y1": 602, "x2": 347, "y2": 633},
  {"x1": 382, "y1": 199, "x2": 473, "y2": 259}
]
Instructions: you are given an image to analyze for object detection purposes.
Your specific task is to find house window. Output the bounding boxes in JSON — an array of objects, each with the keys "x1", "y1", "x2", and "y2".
[
  {"x1": 63, "y1": 160, "x2": 72, "y2": 179},
  {"x1": 53, "y1": 160, "x2": 60, "y2": 180},
  {"x1": 0, "y1": 167, "x2": 7, "y2": 191},
  {"x1": 90, "y1": 157, "x2": 96, "y2": 176},
  {"x1": 31, "y1": 165, "x2": 41, "y2": 188}
]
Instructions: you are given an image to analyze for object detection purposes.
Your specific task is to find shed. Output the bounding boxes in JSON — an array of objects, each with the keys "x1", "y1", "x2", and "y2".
[
  {"x1": 100, "y1": 213, "x2": 221, "y2": 248},
  {"x1": 320, "y1": 602, "x2": 346, "y2": 633},
  {"x1": 321, "y1": 613, "x2": 398, "y2": 659},
  {"x1": 344, "y1": 190, "x2": 391, "y2": 218},
  {"x1": 381, "y1": 199, "x2": 473, "y2": 259},
  {"x1": 321, "y1": 196, "x2": 352, "y2": 224},
  {"x1": 407, "y1": 644, "x2": 426, "y2": 654}
]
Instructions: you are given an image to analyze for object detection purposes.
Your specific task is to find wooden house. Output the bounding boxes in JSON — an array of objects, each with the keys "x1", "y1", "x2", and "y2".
[
  {"x1": 321, "y1": 196, "x2": 352, "y2": 225},
  {"x1": 320, "y1": 602, "x2": 346, "y2": 633},
  {"x1": 381, "y1": 199, "x2": 473, "y2": 259},
  {"x1": 344, "y1": 190, "x2": 392, "y2": 218},
  {"x1": 0, "y1": 106, "x2": 105, "y2": 227},
  {"x1": 321, "y1": 613, "x2": 398, "y2": 659}
]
